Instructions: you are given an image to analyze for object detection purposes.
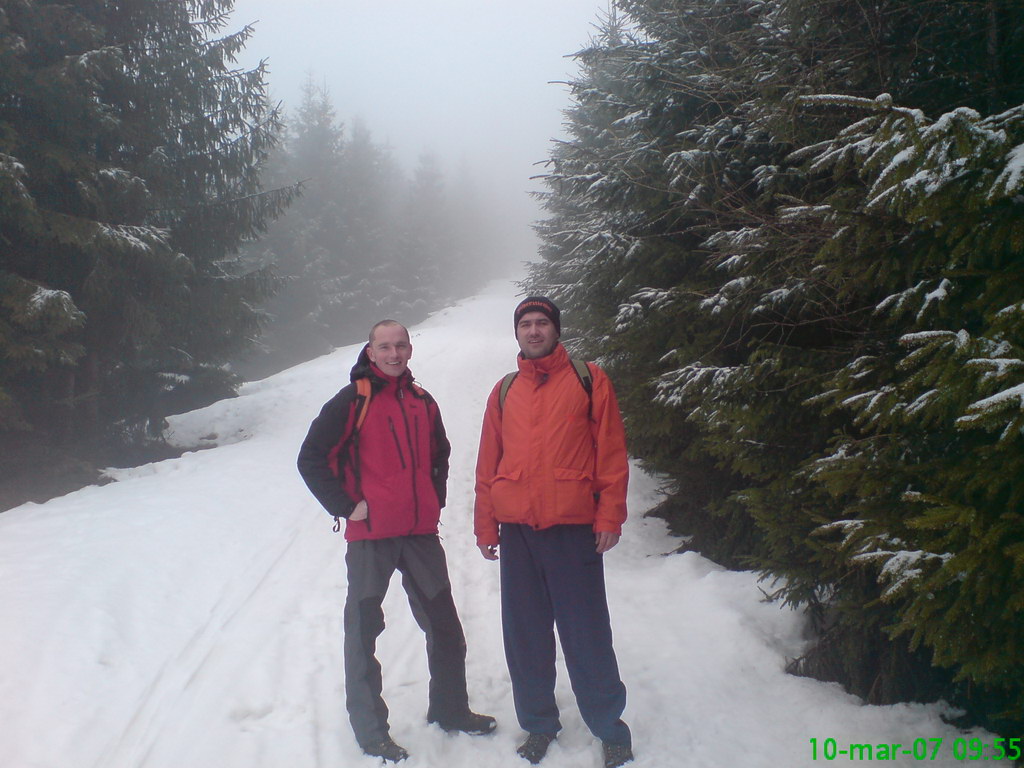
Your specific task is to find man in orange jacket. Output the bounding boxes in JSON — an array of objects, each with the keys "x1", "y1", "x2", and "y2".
[{"x1": 474, "y1": 297, "x2": 633, "y2": 768}]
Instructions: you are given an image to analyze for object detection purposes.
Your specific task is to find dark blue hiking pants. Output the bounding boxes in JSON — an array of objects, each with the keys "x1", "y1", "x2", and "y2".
[
  {"x1": 499, "y1": 523, "x2": 630, "y2": 746},
  {"x1": 344, "y1": 535, "x2": 469, "y2": 749}
]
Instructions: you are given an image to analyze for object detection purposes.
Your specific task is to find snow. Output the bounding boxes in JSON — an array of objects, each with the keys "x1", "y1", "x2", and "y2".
[
  {"x1": 899, "y1": 330, "x2": 956, "y2": 346},
  {"x1": 1, "y1": 152, "x2": 32, "y2": 199},
  {"x1": 991, "y1": 141, "x2": 1024, "y2": 199},
  {"x1": 615, "y1": 288, "x2": 679, "y2": 331},
  {"x1": 614, "y1": 303, "x2": 644, "y2": 332},
  {"x1": 27, "y1": 287, "x2": 80, "y2": 320},
  {"x1": 1, "y1": 151, "x2": 28, "y2": 175},
  {"x1": 961, "y1": 381, "x2": 1024, "y2": 418},
  {"x1": 715, "y1": 253, "x2": 747, "y2": 272},
  {"x1": 0, "y1": 279, "x2": 987, "y2": 768},
  {"x1": 612, "y1": 110, "x2": 647, "y2": 128},
  {"x1": 905, "y1": 389, "x2": 939, "y2": 416},
  {"x1": 703, "y1": 227, "x2": 764, "y2": 252},
  {"x1": 916, "y1": 280, "x2": 951, "y2": 319},
  {"x1": 778, "y1": 205, "x2": 832, "y2": 221},
  {"x1": 95, "y1": 223, "x2": 170, "y2": 254},
  {"x1": 965, "y1": 357, "x2": 1024, "y2": 382},
  {"x1": 699, "y1": 276, "x2": 753, "y2": 314},
  {"x1": 753, "y1": 286, "x2": 795, "y2": 314},
  {"x1": 851, "y1": 549, "x2": 952, "y2": 600},
  {"x1": 873, "y1": 145, "x2": 918, "y2": 191}
]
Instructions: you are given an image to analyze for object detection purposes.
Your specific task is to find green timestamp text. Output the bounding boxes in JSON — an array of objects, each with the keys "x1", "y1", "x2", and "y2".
[{"x1": 810, "y1": 736, "x2": 1022, "y2": 761}]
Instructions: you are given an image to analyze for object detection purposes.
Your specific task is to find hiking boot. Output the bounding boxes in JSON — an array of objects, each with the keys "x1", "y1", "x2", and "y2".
[
  {"x1": 602, "y1": 741, "x2": 634, "y2": 768},
  {"x1": 516, "y1": 732, "x2": 556, "y2": 764},
  {"x1": 362, "y1": 736, "x2": 409, "y2": 763},
  {"x1": 429, "y1": 710, "x2": 497, "y2": 735}
]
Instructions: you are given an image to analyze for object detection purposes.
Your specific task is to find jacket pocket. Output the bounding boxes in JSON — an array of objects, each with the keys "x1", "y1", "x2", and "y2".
[
  {"x1": 553, "y1": 467, "x2": 596, "y2": 515},
  {"x1": 490, "y1": 467, "x2": 522, "y2": 516}
]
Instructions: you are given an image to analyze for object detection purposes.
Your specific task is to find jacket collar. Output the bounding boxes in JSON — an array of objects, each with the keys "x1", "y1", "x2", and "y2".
[{"x1": 517, "y1": 342, "x2": 570, "y2": 380}]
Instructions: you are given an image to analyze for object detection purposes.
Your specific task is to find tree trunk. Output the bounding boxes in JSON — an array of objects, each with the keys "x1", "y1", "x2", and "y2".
[{"x1": 986, "y1": 0, "x2": 1001, "y2": 112}]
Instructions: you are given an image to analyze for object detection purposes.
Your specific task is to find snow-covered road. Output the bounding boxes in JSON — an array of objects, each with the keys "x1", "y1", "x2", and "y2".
[{"x1": 0, "y1": 281, "x2": 983, "y2": 768}]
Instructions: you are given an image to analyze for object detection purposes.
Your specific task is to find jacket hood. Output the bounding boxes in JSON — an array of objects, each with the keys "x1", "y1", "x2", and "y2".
[{"x1": 350, "y1": 344, "x2": 374, "y2": 382}]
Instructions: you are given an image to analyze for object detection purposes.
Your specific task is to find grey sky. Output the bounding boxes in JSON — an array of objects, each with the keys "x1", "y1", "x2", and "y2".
[{"x1": 230, "y1": 0, "x2": 609, "y2": 265}]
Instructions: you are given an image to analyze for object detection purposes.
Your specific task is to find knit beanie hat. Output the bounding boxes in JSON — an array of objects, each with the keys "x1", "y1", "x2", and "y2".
[{"x1": 514, "y1": 296, "x2": 561, "y2": 335}]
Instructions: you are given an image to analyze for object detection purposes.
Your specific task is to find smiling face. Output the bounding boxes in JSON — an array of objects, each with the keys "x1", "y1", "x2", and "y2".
[
  {"x1": 367, "y1": 322, "x2": 412, "y2": 377},
  {"x1": 515, "y1": 311, "x2": 559, "y2": 360}
]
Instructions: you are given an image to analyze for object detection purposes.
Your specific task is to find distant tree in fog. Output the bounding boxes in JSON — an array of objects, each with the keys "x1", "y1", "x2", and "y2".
[
  {"x1": 332, "y1": 119, "x2": 404, "y2": 333},
  {"x1": 234, "y1": 82, "x2": 496, "y2": 379},
  {"x1": 448, "y1": 159, "x2": 496, "y2": 295},
  {"x1": 392, "y1": 153, "x2": 450, "y2": 317},
  {"x1": 236, "y1": 76, "x2": 349, "y2": 374}
]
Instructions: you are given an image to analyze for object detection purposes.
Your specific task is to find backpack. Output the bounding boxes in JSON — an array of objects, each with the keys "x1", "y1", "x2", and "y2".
[{"x1": 498, "y1": 359, "x2": 594, "y2": 421}]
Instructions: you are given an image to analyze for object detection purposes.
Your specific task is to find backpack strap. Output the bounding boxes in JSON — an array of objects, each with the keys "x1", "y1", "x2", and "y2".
[
  {"x1": 327, "y1": 379, "x2": 371, "y2": 477},
  {"x1": 570, "y1": 359, "x2": 594, "y2": 422},
  {"x1": 498, "y1": 371, "x2": 518, "y2": 410},
  {"x1": 353, "y1": 377, "x2": 372, "y2": 431},
  {"x1": 497, "y1": 360, "x2": 593, "y2": 420},
  {"x1": 409, "y1": 380, "x2": 433, "y2": 403},
  {"x1": 346, "y1": 377, "x2": 373, "y2": 523},
  {"x1": 353, "y1": 377, "x2": 429, "y2": 430}
]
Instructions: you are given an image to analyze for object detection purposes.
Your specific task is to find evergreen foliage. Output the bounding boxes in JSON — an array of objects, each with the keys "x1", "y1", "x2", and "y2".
[
  {"x1": 0, "y1": 0, "x2": 292, "y2": 463},
  {"x1": 530, "y1": 0, "x2": 1024, "y2": 736}
]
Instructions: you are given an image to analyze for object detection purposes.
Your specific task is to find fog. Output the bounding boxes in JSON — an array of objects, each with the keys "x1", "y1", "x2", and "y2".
[{"x1": 230, "y1": 0, "x2": 609, "y2": 268}]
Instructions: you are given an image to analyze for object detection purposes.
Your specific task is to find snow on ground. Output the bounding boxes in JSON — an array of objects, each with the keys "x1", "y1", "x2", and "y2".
[{"x1": 0, "y1": 280, "x2": 988, "y2": 768}]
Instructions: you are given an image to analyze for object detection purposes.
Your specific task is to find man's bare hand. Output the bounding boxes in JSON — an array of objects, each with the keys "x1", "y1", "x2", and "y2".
[
  {"x1": 349, "y1": 500, "x2": 368, "y2": 521},
  {"x1": 479, "y1": 544, "x2": 499, "y2": 561},
  {"x1": 595, "y1": 531, "x2": 620, "y2": 554}
]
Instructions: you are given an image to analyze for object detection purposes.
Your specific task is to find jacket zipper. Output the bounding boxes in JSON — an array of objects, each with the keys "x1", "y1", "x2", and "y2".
[
  {"x1": 388, "y1": 417, "x2": 407, "y2": 469},
  {"x1": 397, "y1": 387, "x2": 420, "y2": 530},
  {"x1": 414, "y1": 415, "x2": 420, "y2": 469}
]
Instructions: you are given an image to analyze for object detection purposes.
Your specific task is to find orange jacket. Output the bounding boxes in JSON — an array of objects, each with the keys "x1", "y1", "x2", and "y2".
[{"x1": 474, "y1": 343, "x2": 629, "y2": 547}]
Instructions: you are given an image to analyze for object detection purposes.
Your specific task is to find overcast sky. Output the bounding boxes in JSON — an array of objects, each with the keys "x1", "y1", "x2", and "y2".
[{"x1": 230, "y1": 0, "x2": 610, "y2": 266}]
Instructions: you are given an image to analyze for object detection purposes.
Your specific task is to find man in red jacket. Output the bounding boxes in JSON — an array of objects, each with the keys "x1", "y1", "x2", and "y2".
[
  {"x1": 298, "y1": 320, "x2": 494, "y2": 763},
  {"x1": 474, "y1": 298, "x2": 633, "y2": 768}
]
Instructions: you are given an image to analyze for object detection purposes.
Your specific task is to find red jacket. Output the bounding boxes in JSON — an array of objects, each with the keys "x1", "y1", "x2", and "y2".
[
  {"x1": 474, "y1": 343, "x2": 629, "y2": 547},
  {"x1": 297, "y1": 346, "x2": 450, "y2": 542}
]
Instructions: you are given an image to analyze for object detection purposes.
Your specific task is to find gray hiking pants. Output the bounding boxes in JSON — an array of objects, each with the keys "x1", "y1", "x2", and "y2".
[{"x1": 343, "y1": 534, "x2": 469, "y2": 748}]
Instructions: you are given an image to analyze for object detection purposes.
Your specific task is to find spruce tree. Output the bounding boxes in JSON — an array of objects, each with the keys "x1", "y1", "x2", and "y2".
[
  {"x1": 797, "y1": 95, "x2": 1024, "y2": 730},
  {"x1": 0, "y1": 0, "x2": 292, "y2": 462},
  {"x1": 529, "y1": 0, "x2": 1024, "y2": 734}
]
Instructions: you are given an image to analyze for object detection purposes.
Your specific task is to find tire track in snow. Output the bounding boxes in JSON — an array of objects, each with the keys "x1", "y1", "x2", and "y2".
[{"x1": 91, "y1": 515, "x2": 320, "y2": 768}]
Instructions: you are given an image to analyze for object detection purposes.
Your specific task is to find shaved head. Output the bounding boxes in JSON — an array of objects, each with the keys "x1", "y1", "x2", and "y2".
[{"x1": 369, "y1": 319, "x2": 410, "y2": 344}]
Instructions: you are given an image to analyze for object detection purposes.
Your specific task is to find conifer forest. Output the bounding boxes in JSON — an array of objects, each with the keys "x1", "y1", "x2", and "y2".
[
  {"x1": 2, "y1": 0, "x2": 1023, "y2": 751},
  {"x1": 527, "y1": 0, "x2": 1024, "y2": 744},
  {"x1": 0, "y1": 0, "x2": 495, "y2": 499}
]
